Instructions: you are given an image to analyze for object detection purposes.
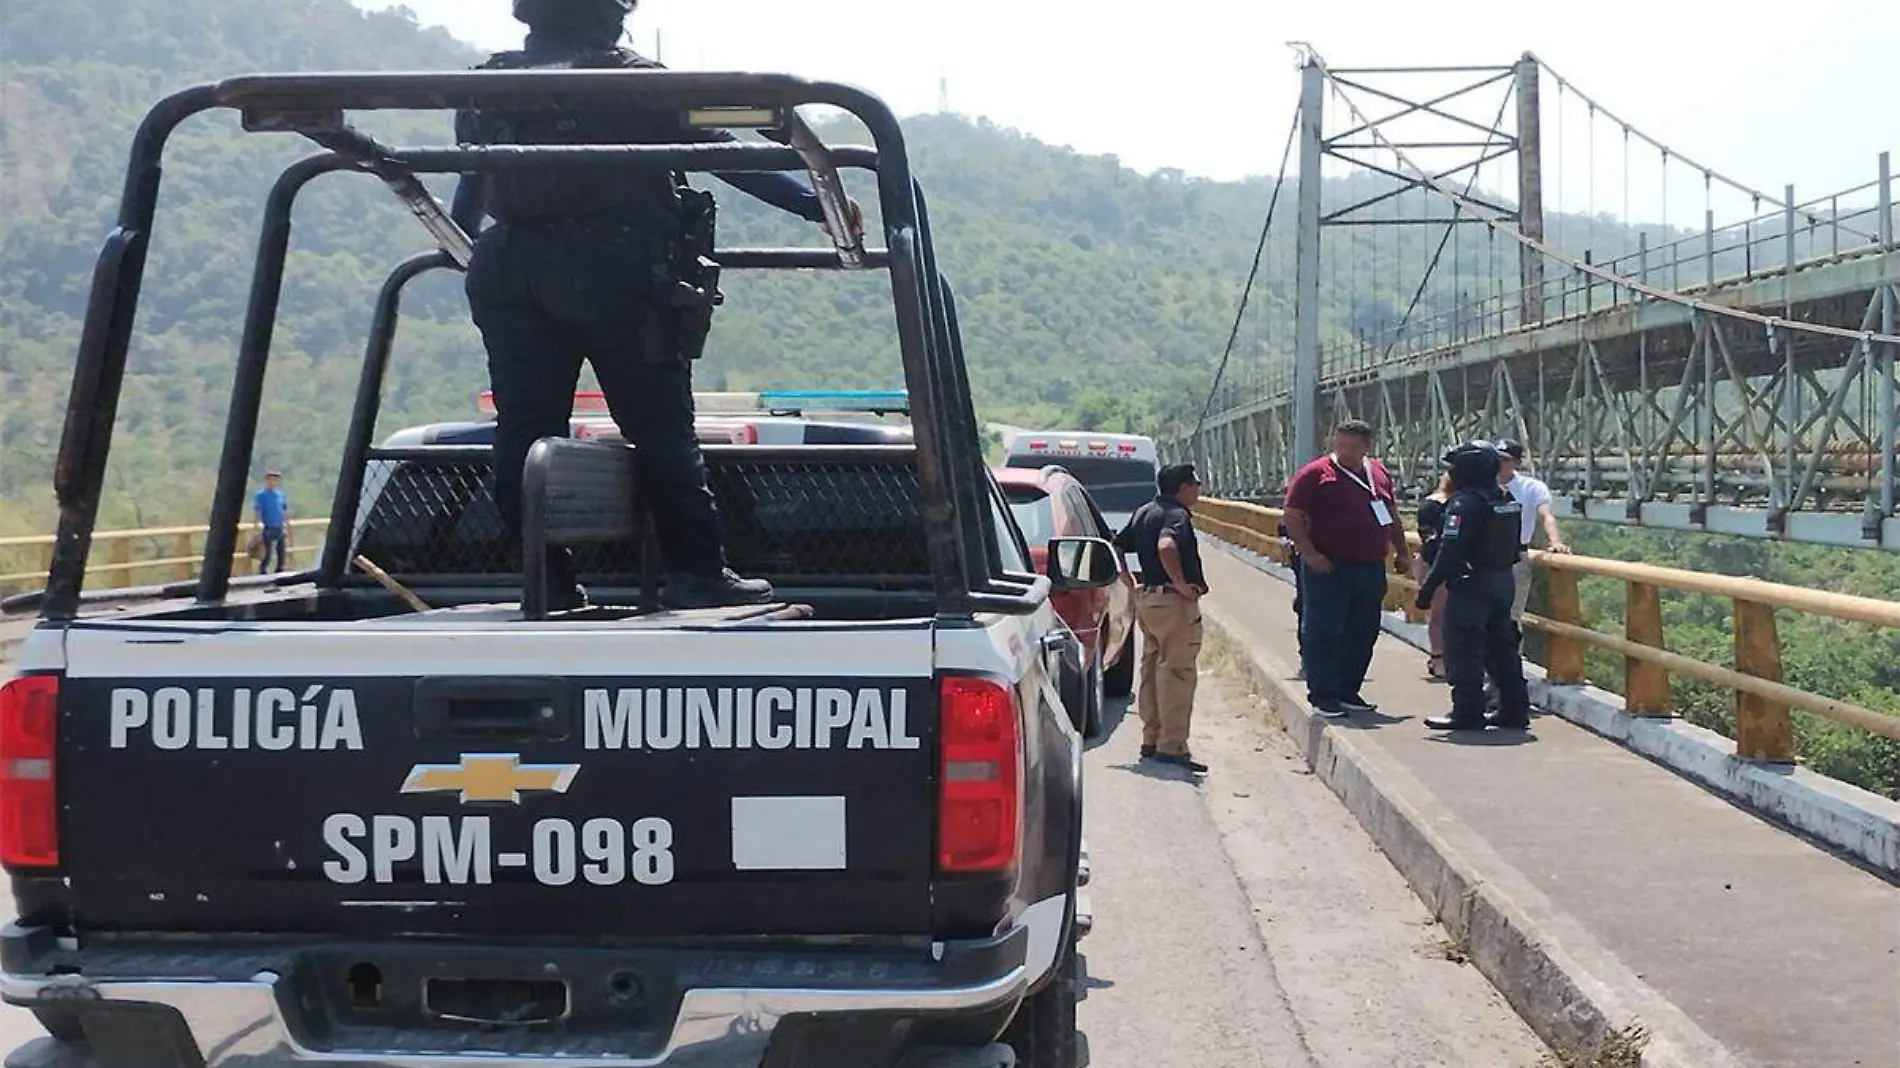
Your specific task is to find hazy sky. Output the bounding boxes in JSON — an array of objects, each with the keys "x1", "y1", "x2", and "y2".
[{"x1": 359, "y1": 0, "x2": 1895, "y2": 226}]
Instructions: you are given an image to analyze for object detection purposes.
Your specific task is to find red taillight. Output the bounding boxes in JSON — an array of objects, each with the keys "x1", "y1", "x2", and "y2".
[
  {"x1": 1027, "y1": 440, "x2": 1047, "y2": 451},
  {"x1": 937, "y1": 676, "x2": 1020, "y2": 873},
  {"x1": 728, "y1": 423, "x2": 759, "y2": 445},
  {"x1": 478, "y1": 390, "x2": 610, "y2": 417},
  {"x1": 1118, "y1": 443, "x2": 1138, "y2": 453},
  {"x1": 0, "y1": 676, "x2": 59, "y2": 870}
]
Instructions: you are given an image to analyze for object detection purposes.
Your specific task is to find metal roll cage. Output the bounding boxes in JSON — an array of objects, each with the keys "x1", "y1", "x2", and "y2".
[{"x1": 40, "y1": 70, "x2": 1043, "y2": 623}]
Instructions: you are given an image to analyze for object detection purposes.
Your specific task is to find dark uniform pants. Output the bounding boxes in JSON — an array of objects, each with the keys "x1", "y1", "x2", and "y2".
[
  {"x1": 256, "y1": 527, "x2": 286, "y2": 574},
  {"x1": 1298, "y1": 560, "x2": 1386, "y2": 705},
  {"x1": 1443, "y1": 569, "x2": 1530, "y2": 721},
  {"x1": 466, "y1": 223, "x2": 724, "y2": 578}
]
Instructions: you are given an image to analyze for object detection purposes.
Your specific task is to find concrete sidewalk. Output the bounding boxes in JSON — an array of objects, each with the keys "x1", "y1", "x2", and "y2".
[{"x1": 1199, "y1": 546, "x2": 1899, "y2": 1068}]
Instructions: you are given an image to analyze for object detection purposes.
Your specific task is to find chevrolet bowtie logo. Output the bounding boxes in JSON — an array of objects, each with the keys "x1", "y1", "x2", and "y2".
[{"x1": 401, "y1": 754, "x2": 580, "y2": 804}]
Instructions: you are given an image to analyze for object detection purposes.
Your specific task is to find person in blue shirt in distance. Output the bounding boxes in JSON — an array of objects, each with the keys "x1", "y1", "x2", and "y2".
[{"x1": 252, "y1": 470, "x2": 289, "y2": 574}]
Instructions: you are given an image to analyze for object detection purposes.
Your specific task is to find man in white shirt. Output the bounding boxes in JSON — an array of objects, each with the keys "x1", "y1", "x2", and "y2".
[{"x1": 1496, "y1": 439, "x2": 1571, "y2": 621}]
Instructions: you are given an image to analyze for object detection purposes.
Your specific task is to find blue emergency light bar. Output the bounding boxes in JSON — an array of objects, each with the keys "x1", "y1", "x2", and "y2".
[{"x1": 757, "y1": 389, "x2": 910, "y2": 413}]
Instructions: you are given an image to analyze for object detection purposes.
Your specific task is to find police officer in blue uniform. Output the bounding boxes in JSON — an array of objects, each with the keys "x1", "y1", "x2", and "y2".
[
  {"x1": 451, "y1": 0, "x2": 862, "y2": 611},
  {"x1": 1414, "y1": 441, "x2": 1533, "y2": 731}
]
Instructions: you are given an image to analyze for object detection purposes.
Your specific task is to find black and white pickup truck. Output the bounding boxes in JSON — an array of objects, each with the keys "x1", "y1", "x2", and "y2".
[{"x1": 1, "y1": 70, "x2": 1107, "y2": 1068}]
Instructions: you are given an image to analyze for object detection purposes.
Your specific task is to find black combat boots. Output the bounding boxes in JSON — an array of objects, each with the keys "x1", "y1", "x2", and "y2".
[{"x1": 663, "y1": 568, "x2": 775, "y2": 610}]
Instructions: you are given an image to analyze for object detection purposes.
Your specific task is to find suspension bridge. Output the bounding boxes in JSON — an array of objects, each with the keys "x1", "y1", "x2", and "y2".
[{"x1": 1167, "y1": 49, "x2": 1899, "y2": 552}]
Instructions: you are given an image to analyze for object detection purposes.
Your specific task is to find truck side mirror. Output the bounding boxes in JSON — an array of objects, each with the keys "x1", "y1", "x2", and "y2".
[{"x1": 1046, "y1": 536, "x2": 1119, "y2": 591}]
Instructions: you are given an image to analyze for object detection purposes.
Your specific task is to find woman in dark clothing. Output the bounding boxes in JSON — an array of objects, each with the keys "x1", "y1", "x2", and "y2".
[{"x1": 1412, "y1": 474, "x2": 1454, "y2": 680}]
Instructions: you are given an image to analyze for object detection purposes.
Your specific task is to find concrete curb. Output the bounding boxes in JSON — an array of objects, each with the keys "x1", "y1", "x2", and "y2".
[
  {"x1": 1200, "y1": 556, "x2": 1748, "y2": 1068},
  {"x1": 1221, "y1": 542, "x2": 1900, "y2": 878}
]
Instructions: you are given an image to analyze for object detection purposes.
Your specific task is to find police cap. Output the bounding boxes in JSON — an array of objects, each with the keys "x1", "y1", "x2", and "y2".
[{"x1": 513, "y1": 0, "x2": 635, "y2": 29}]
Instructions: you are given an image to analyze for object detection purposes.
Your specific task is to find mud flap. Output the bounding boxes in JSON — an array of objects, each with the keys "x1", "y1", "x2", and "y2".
[{"x1": 894, "y1": 1044, "x2": 1017, "y2": 1068}]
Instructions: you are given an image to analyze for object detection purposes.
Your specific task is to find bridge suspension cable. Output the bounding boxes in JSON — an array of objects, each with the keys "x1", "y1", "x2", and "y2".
[
  {"x1": 1190, "y1": 104, "x2": 1302, "y2": 445},
  {"x1": 1534, "y1": 55, "x2": 1878, "y2": 240},
  {"x1": 1307, "y1": 50, "x2": 1900, "y2": 349},
  {"x1": 1378, "y1": 82, "x2": 1515, "y2": 365}
]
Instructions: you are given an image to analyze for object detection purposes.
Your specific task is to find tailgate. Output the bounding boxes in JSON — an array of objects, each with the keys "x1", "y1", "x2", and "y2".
[{"x1": 56, "y1": 621, "x2": 938, "y2": 939}]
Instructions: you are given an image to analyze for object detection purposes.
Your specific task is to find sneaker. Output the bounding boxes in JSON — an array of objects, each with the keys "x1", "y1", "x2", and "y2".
[
  {"x1": 1341, "y1": 696, "x2": 1380, "y2": 714},
  {"x1": 1424, "y1": 714, "x2": 1489, "y2": 731},
  {"x1": 1485, "y1": 711, "x2": 1532, "y2": 729},
  {"x1": 1312, "y1": 700, "x2": 1350, "y2": 719},
  {"x1": 1139, "y1": 744, "x2": 1156, "y2": 760},
  {"x1": 663, "y1": 569, "x2": 774, "y2": 610},
  {"x1": 1152, "y1": 751, "x2": 1208, "y2": 773}
]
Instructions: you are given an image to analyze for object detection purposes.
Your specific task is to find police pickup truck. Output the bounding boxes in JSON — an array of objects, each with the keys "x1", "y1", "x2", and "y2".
[{"x1": 1, "y1": 71, "x2": 1102, "y2": 1068}]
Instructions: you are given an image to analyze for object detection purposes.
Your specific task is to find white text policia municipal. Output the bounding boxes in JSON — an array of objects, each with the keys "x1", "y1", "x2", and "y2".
[{"x1": 105, "y1": 685, "x2": 921, "y2": 752}]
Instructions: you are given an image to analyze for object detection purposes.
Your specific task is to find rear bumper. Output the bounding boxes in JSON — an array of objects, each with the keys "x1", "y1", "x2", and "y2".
[{"x1": 0, "y1": 924, "x2": 1027, "y2": 1067}]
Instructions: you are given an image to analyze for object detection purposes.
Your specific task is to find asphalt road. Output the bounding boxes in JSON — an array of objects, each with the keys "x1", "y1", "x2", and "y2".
[
  {"x1": 1076, "y1": 665, "x2": 1550, "y2": 1068},
  {"x1": 0, "y1": 652, "x2": 1550, "y2": 1064}
]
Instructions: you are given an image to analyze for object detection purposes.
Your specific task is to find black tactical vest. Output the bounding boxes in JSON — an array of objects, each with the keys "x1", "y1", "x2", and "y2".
[
  {"x1": 462, "y1": 47, "x2": 684, "y2": 229},
  {"x1": 1466, "y1": 488, "x2": 1525, "y2": 571}
]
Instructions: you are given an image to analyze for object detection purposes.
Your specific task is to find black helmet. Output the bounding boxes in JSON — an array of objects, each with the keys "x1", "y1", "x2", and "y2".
[
  {"x1": 1494, "y1": 437, "x2": 1526, "y2": 462},
  {"x1": 513, "y1": 0, "x2": 634, "y2": 29},
  {"x1": 1441, "y1": 440, "x2": 1503, "y2": 490}
]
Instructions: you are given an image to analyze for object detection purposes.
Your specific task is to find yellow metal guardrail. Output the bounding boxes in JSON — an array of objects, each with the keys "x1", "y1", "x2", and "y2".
[
  {"x1": 11, "y1": 508, "x2": 1900, "y2": 765},
  {"x1": 0, "y1": 518, "x2": 329, "y2": 594},
  {"x1": 1197, "y1": 497, "x2": 1900, "y2": 762}
]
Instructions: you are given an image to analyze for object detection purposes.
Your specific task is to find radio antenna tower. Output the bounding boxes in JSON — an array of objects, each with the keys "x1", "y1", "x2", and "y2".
[{"x1": 938, "y1": 73, "x2": 950, "y2": 113}]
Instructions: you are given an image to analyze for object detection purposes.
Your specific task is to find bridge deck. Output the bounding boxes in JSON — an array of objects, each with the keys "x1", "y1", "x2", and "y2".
[{"x1": 1201, "y1": 546, "x2": 1900, "y2": 1068}]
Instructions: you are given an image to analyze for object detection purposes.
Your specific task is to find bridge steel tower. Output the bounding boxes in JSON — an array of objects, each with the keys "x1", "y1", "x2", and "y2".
[{"x1": 1230, "y1": 53, "x2": 1543, "y2": 490}]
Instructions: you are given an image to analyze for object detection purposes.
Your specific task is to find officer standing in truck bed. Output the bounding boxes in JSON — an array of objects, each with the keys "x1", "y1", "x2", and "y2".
[
  {"x1": 451, "y1": 0, "x2": 862, "y2": 611},
  {"x1": 1413, "y1": 441, "x2": 1533, "y2": 731}
]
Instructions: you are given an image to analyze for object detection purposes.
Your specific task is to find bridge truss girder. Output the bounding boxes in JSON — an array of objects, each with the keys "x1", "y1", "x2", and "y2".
[{"x1": 1175, "y1": 256, "x2": 1900, "y2": 552}]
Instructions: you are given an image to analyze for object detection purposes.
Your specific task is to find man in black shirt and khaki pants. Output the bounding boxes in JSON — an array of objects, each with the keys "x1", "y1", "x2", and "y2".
[{"x1": 1118, "y1": 463, "x2": 1210, "y2": 774}]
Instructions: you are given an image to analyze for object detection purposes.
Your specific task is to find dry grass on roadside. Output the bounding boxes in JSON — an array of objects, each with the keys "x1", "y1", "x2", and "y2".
[
  {"x1": 1199, "y1": 623, "x2": 1296, "y2": 733},
  {"x1": 1425, "y1": 932, "x2": 1472, "y2": 965},
  {"x1": 1533, "y1": 1024, "x2": 1650, "y2": 1068}
]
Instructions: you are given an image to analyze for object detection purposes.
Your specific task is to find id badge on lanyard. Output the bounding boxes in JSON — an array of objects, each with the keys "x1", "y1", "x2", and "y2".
[{"x1": 1333, "y1": 456, "x2": 1393, "y2": 527}]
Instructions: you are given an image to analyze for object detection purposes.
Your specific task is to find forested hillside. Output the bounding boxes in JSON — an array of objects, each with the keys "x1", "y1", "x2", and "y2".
[{"x1": 0, "y1": 0, "x2": 1634, "y2": 535}]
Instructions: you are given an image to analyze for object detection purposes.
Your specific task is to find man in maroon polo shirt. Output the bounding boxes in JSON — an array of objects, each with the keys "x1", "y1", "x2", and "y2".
[{"x1": 1283, "y1": 419, "x2": 1413, "y2": 717}]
